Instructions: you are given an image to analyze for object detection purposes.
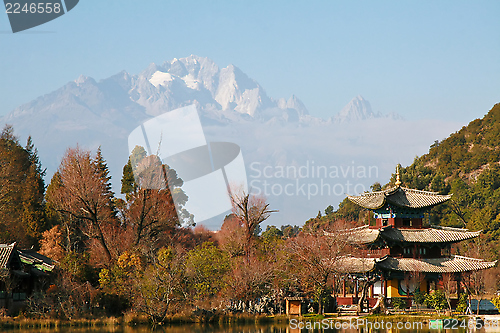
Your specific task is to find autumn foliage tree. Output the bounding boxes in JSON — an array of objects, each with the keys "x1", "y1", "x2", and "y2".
[
  {"x1": 119, "y1": 146, "x2": 192, "y2": 250},
  {"x1": 38, "y1": 225, "x2": 65, "y2": 262},
  {"x1": 217, "y1": 214, "x2": 246, "y2": 257},
  {"x1": 47, "y1": 147, "x2": 117, "y2": 262}
]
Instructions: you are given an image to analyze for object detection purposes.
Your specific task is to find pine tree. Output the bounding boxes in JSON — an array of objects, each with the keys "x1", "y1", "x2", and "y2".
[
  {"x1": 121, "y1": 159, "x2": 137, "y2": 200},
  {"x1": 95, "y1": 146, "x2": 114, "y2": 199},
  {"x1": 0, "y1": 126, "x2": 47, "y2": 248}
]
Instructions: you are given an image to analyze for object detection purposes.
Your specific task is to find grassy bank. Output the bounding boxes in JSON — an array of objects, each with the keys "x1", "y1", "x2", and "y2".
[
  {"x1": 0, "y1": 313, "x2": 290, "y2": 329},
  {"x1": 0, "y1": 317, "x2": 121, "y2": 330}
]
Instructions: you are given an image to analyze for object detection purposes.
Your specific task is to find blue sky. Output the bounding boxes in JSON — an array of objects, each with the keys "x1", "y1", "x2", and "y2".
[{"x1": 1, "y1": 0, "x2": 499, "y2": 123}]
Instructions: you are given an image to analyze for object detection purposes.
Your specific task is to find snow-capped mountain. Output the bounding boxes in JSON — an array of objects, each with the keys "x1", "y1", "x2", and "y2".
[
  {"x1": 332, "y1": 95, "x2": 402, "y2": 123},
  {"x1": 0, "y1": 55, "x2": 311, "y2": 192},
  {"x1": 123, "y1": 55, "x2": 307, "y2": 121},
  {"x1": 1, "y1": 55, "x2": 450, "y2": 228}
]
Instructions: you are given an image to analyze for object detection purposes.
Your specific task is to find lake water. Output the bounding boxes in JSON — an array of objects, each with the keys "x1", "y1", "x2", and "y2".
[{"x1": 4, "y1": 318, "x2": 500, "y2": 333}]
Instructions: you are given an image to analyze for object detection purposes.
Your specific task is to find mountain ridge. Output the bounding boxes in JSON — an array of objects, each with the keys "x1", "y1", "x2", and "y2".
[{"x1": 2, "y1": 55, "x2": 441, "y2": 228}]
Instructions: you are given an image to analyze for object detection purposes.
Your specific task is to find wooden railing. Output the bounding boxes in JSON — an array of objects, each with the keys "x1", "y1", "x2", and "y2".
[{"x1": 356, "y1": 248, "x2": 390, "y2": 257}]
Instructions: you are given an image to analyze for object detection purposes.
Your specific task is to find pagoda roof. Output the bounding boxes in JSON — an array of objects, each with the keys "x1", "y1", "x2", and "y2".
[
  {"x1": 377, "y1": 255, "x2": 497, "y2": 273},
  {"x1": 324, "y1": 225, "x2": 381, "y2": 244},
  {"x1": 335, "y1": 256, "x2": 379, "y2": 273},
  {"x1": 347, "y1": 186, "x2": 452, "y2": 210},
  {"x1": 327, "y1": 225, "x2": 480, "y2": 245},
  {"x1": 335, "y1": 255, "x2": 497, "y2": 274},
  {"x1": 381, "y1": 225, "x2": 481, "y2": 244}
]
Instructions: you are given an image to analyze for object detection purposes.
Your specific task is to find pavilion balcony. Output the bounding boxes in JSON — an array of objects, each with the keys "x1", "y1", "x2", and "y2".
[{"x1": 358, "y1": 248, "x2": 390, "y2": 258}]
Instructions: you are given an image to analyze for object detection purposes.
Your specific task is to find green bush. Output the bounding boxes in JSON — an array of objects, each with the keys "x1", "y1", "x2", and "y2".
[
  {"x1": 391, "y1": 297, "x2": 407, "y2": 309},
  {"x1": 425, "y1": 290, "x2": 448, "y2": 310},
  {"x1": 413, "y1": 290, "x2": 427, "y2": 307},
  {"x1": 456, "y1": 293, "x2": 469, "y2": 314}
]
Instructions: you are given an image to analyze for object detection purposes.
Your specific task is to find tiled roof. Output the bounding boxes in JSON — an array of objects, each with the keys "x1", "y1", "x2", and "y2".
[
  {"x1": 324, "y1": 225, "x2": 381, "y2": 244},
  {"x1": 0, "y1": 243, "x2": 16, "y2": 269},
  {"x1": 377, "y1": 255, "x2": 497, "y2": 273},
  {"x1": 347, "y1": 186, "x2": 452, "y2": 210},
  {"x1": 0, "y1": 244, "x2": 56, "y2": 273},
  {"x1": 18, "y1": 250, "x2": 56, "y2": 272},
  {"x1": 327, "y1": 225, "x2": 479, "y2": 245},
  {"x1": 381, "y1": 225, "x2": 480, "y2": 244},
  {"x1": 335, "y1": 256, "x2": 379, "y2": 273}
]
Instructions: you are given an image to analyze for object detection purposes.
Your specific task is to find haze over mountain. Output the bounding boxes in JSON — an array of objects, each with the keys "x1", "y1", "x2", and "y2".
[
  {"x1": 332, "y1": 95, "x2": 402, "y2": 123},
  {"x1": 1, "y1": 55, "x2": 461, "y2": 228}
]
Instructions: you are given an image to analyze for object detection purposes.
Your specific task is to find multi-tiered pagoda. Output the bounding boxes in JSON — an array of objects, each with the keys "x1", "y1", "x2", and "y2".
[{"x1": 333, "y1": 168, "x2": 496, "y2": 308}]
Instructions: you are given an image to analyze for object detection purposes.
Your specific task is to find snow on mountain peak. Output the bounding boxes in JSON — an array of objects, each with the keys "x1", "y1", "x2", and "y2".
[
  {"x1": 181, "y1": 73, "x2": 201, "y2": 90},
  {"x1": 149, "y1": 71, "x2": 175, "y2": 87}
]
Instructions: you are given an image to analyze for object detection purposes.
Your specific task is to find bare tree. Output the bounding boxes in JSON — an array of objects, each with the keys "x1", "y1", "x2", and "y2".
[
  {"x1": 224, "y1": 255, "x2": 275, "y2": 307},
  {"x1": 286, "y1": 224, "x2": 351, "y2": 314},
  {"x1": 441, "y1": 272, "x2": 456, "y2": 311},
  {"x1": 230, "y1": 191, "x2": 276, "y2": 259},
  {"x1": 464, "y1": 235, "x2": 489, "y2": 315}
]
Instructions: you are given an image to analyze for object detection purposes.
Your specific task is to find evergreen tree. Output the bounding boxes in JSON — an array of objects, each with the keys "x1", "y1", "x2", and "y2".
[
  {"x1": 0, "y1": 126, "x2": 47, "y2": 247},
  {"x1": 95, "y1": 146, "x2": 114, "y2": 199},
  {"x1": 324, "y1": 205, "x2": 334, "y2": 216},
  {"x1": 121, "y1": 159, "x2": 137, "y2": 200},
  {"x1": 45, "y1": 172, "x2": 63, "y2": 230}
]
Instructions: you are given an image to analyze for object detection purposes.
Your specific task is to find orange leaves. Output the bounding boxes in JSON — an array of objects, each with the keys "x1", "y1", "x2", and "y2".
[{"x1": 49, "y1": 146, "x2": 117, "y2": 262}]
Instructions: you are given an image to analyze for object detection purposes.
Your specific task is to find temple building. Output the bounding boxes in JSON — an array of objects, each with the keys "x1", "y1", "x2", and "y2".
[
  {"x1": 332, "y1": 168, "x2": 497, "y2": 309},
  {"x1": 0, "y1": 243, "x2": 55, "y2": 313}
]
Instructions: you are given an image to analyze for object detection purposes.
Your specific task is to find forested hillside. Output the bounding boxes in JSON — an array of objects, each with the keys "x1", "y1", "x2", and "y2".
[{"x1": 396, "y1": 103, "x2": 500, "y2": 257}]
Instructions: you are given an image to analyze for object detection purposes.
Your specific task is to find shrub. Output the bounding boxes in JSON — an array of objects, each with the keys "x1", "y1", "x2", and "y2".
[
  {"x1": 413, "y1": 290, "x2": 427, "y2": 307},
  {"x1": 456, "y1": 293, "x2": 469, "y2": 314},
  {"x1": 425, "y1": 290, "x2": 447, "y2": 310},
  {"x1": 391, "y1": 297, "x2": 407, "y2": 309}
]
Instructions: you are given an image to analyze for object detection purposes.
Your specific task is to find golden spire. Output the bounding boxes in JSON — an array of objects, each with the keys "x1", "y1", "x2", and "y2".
[{"x1": 395, "y1": 165, "x2": 402, "y2": 187}]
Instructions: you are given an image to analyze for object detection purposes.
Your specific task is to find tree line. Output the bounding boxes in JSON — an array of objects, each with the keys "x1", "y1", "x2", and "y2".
[{"x1": 1, "y1": 125, "x2": 362, "y2": 323}]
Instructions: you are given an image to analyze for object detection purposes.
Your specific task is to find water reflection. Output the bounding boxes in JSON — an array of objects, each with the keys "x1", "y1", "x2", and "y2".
[{"x1": 2, "y1": 321, "x2": 498, "y2": 333}]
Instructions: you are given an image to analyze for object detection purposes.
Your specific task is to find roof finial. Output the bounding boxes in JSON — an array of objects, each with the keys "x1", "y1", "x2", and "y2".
[{"x1": 395, "y1": 165, "x2": 402, "y2": 187}]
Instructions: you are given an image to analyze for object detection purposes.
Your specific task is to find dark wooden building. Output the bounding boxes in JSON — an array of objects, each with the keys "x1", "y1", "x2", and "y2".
[{"x1": 0, "y1": 243, "x2": 55, "y2": 312}]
